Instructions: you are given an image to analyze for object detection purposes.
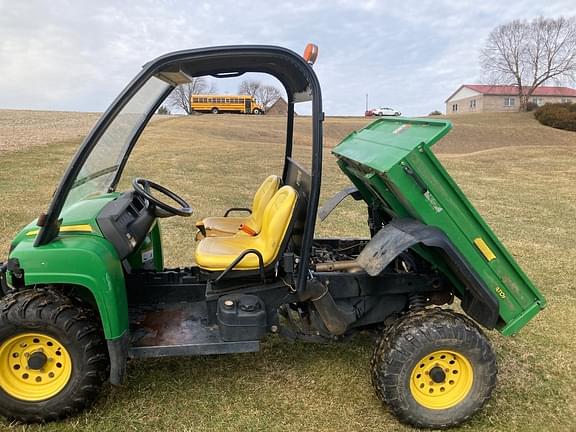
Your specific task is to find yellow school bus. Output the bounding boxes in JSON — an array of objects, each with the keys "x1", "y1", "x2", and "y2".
[{"x1": 191, "y1": 95, "x2": 264, "y2": 114}]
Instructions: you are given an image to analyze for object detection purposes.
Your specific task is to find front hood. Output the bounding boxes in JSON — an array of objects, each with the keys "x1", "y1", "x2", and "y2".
[{"x1": 10, "y1": 193, "x2": 119, "y2": 250}]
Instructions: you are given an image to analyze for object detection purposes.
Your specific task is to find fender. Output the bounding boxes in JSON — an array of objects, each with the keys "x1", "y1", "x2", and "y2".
[
  {"x1": 357, "y1": 218, "x2": 499, "y2": 329},
  {"x1": 8, "y1": 235, "x2": 129, "y2": 340},
  {"x1": 9, "y1": 235, "x2": 130, "y2": 384}
]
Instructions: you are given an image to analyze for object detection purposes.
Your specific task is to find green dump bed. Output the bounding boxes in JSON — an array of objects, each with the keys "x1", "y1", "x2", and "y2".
[{"x1": 333, "y1": 117, "x2": 545, "y2": 335}]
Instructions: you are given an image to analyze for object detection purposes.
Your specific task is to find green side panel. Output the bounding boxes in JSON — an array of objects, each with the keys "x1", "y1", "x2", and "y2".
[
  {"x1": 127, "y1": 221, "x2": 164, "y2": 271},
  {"x1": 150, "y1": 222, "x2": 164, "y2": 271},
  {"x1": 333, "y1": 117, "x2": 546, "y2": 335}
]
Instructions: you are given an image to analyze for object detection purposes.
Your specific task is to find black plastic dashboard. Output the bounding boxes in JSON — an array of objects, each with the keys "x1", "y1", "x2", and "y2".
[{"x1": 96, "y1": 192, "x2": 156, "y2": 260}]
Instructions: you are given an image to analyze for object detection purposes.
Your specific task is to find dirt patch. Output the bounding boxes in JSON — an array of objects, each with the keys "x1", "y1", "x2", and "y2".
[
  {"x1": 0, "y1": 109, "x2": 101, "y2": 152},
  {"x1": 0, "y1": 109, "x2": 174, "y2": 153}
]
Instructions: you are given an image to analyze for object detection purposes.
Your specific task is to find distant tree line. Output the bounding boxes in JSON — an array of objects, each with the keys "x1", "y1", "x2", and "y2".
[{"x1": 166, "y1": 76, "x2": 282, "y2": 115}]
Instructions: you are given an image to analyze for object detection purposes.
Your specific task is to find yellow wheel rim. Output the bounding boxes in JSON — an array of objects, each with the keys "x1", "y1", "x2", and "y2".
[
  {"x1": 0, "y1": 333, "x2": 72, "y2": 401},
  {"x1": 409, "y1": 350, "x2": 473, "y2": 410}
]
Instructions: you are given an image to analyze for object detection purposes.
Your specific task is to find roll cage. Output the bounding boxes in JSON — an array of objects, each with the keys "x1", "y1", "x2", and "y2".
[{"x1": 34, "y1": 45, "x2": 323, "y2": 295}]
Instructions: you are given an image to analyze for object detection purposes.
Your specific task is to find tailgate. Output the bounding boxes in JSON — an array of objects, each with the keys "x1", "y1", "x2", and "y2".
[{"x1": 332, "y1": 117, "x2": 545, "y2": 335}]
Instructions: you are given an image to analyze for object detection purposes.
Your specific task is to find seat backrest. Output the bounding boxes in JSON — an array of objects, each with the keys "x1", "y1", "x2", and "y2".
[
  {"x1": 249, "y1": 175, "x2": 281, "y2": 232},
  {"x1": 258, "y1": 185, "x2": 298, "y2": 264}
]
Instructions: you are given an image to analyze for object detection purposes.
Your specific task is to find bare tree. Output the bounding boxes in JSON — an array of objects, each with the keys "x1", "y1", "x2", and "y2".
[
  {"x1": 239, "y1": 80, "x2": 260, "y2": 99},
  {"x1": 257, "y1": 85, "x2": 282, "y2": 110},
  {"x1": 481, "y1": 16, "x2": 576, "y2": 111},
  {"x1": 239, "y1": 79, "x2": 282, "y2": 111},
  {"x1": 168, "y1": 77, "x2": 216, "y2": 114}
]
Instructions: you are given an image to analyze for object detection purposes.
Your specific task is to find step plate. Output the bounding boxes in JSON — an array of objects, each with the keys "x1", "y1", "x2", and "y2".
[{"x1": 128, "y1": 302, "x2": 260, "y2": 358}]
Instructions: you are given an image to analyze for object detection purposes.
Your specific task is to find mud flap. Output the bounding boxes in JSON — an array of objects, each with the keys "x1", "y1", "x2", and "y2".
[
  {"x1": 357, "y1": 218, "x2": 499, "y2": 329},
  {"x1": 107, "y1": 332, "x2": 129, "y2": 385}
]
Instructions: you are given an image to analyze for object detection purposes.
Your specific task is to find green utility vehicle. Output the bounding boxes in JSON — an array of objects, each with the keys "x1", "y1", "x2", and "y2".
[{"x1": 0, "y1": 45, "x2": 545, "y2": 428}]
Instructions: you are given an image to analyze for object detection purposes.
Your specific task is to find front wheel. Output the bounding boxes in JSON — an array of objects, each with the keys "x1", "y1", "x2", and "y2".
[
  {"x1": 371, "y1": 308, "x2": 497, "y2": 429},
  {"x1": 252, "y1": 108, "x2": 262, "y2": 115},
  {"x1": 0, "y1": 289, "x2": 109, "y2": 423}
]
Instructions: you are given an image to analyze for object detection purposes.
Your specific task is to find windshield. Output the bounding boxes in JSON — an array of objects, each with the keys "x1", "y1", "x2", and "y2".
[{"x1": 64, "y1": 76, "x2": 171, "y2": 208}]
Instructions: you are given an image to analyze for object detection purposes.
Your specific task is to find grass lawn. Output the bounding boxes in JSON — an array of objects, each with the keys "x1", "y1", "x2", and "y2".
[{"x1": 0, "y1": 113, "x2": 574, "y2": 431}]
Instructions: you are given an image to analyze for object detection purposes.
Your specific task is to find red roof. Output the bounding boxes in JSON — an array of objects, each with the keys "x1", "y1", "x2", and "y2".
[{"x1": 446, "y1": 84, "x2": 576, "y2": 102}]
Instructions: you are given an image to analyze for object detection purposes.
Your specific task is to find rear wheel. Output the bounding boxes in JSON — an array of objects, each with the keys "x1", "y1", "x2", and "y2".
[
  {"x1": 0, "y1": 289, "x2": 109, "y2": 423},
  {"x1": 371, "y1": 308, "x2": 497, "y2": 429},
  {"x1": 211, "y1": 107, "x2": 219, "y2": 114}
]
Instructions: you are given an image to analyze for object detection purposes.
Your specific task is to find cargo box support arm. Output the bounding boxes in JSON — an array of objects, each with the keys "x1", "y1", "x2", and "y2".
[
  {"x1": 317, "y1": 186, "x2": 361, "y2": 221},
  {"x1": 357, "y1": 218, "x2": 499, "y2": 329}
]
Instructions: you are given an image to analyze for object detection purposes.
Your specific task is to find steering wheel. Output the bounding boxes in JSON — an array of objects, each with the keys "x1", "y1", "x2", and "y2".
[{"x1": 132, "y1": 178, "x2": 193, "y2": 218}]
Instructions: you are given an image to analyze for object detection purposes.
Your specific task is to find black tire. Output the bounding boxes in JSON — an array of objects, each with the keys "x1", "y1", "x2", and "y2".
[
  {"x1": 253, "y1": 108, "x2": 262, "y2": 115},
  {"x1": 371, "y1": 308, "x2": 497, "y2": 429},
  {"x1": 0, "y1": 289, "x2": 109, "y2": 423},
  {"x1": 211, "y1": 107, "x2": 219, "y2": 114},
  {"x1": 0, "y1": 263, "x2": 8, "y2": 297}
]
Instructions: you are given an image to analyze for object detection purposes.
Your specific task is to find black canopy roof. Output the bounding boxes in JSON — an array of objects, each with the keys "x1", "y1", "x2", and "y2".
[{"x1": 150, "y1": 45, "x2": 314, "y2": 102}]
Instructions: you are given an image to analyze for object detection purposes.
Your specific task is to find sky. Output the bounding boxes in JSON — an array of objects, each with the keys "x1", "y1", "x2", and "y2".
[{"x1": 0, "y1": 0, "x2": 573, "y2": 116}]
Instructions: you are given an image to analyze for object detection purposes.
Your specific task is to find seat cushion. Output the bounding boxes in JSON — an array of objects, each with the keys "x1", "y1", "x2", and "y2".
[
  {"x1": 195, "y1": 186, "x2": 297, "y2": 271},
  {"x1": 195, "y1": 236, "x2": 267, "y2": 270}
]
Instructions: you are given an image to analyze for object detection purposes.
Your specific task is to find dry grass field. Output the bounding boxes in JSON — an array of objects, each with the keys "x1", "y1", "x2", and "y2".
[
  {"x1": 0, "y1": 110, "x2": 100, "y2": 152},
  {"x1": 0, "y1": 112, "x2": 575, "y2": 431},
  {"x1": 0, "y1": 109, "x2": 171, "y2": 153}
]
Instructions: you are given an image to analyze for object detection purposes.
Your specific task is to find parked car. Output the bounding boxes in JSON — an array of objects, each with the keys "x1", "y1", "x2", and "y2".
[{"x1": 372, "y1": 107, "x2": 401, "y2": 116}]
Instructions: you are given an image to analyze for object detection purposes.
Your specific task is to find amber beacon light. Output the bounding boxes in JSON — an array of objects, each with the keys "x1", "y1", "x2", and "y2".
[{"x1": 303, "y1": 43, "x2": 319, "y2": 65}]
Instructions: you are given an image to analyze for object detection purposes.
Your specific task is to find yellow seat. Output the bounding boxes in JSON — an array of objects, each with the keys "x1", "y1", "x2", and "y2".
[
  {"x1": 196, "y1": 175, "x2": 281, "y2": 237},
  {"x1": 195, "y1": 186, "x2": 298, "y2": 271}
]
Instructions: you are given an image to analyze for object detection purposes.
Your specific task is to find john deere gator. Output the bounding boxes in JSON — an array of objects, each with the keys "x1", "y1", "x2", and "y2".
[{"x1": 0, "y1": 44, "x2": 545, "y2": 427}]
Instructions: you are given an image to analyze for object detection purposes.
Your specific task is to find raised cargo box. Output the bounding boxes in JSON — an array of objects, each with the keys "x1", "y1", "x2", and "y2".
[{"x1": 332, "y1": 117, "x2": 546, "y2": 335}]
